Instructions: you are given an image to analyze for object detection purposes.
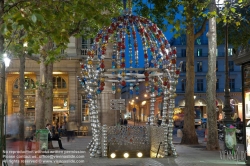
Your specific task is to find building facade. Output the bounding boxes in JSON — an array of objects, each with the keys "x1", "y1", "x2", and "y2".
[
  {"x1": 5, "y1": 37, "x2": 101, "y2": 135},
  {"x1": 122, "y1": 26, "x2": 243, "y2": 123},
  {"x1": 173, "y1": 30, "x2": 242, "y2": 121}
]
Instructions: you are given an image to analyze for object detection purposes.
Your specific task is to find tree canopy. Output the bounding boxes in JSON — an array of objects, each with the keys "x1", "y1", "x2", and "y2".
[{"x1": 2, "y1": 0, "x2": 122, "y2": 60}]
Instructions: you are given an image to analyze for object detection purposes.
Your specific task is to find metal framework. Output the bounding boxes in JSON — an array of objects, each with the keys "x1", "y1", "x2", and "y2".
[{"x1": 78, "y1": 0, "x2": 182, "y2": 158}]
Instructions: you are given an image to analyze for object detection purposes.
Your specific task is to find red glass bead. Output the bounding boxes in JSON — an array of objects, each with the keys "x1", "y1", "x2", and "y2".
[
  {"x1": 105, "y1": 36, "x2": 109, "y2": 41},
  {"x1": 100, "y1": 86, "x2": 104, "y2": 91},
  {"x1": 171, "y1": 59, "x2": 176, "y2": 64},
  {"x1": 100, "y1": 63, "x2": 105, "y2": 68},
  {"x1": 121, "y1": 63, "x2": 125, "y2": 68},
  {"x1": 176, "y1": 70, "x2": 180, "y2": 75},
  {"x1": 121, "y1": 80, "x2": 126, "y2": 86},
  {"x1": 122, "y1": 44, "x2": 125, "y2": 49}
]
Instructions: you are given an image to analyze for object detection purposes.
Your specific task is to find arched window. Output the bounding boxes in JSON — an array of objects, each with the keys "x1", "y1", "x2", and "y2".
[
  {"x1": 53, "y1": 76, "x2": 67, "y2": 89},
  {"x1": 13, "y1": 77, "x2": 35, "y2": 90}
]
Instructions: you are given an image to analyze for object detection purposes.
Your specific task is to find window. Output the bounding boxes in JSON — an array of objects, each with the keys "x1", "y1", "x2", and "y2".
[
  {"x1": 81, "y1": 95, "x2": 89, "y2": 122},
  {"x1": 229, "y1": 79, "x2": 235, "y2": 90},
  {"x1": 197, "y1": 49, "x2": 202, "y2": 57},
  {"x1": 53, "y1": 76, "x2": 67, "y2": 89},
  {"x1": 181, "y1": 62, "x2": 186, "y2": 72},
  {"x1": 181, "y1": 79, "x2": 186, "y2": 91},
  {"x1": 82, "y1": 38, "x2": 88, "y2": 49},
  {"x1": 82, "y1": 38, "x2": 94, "y2": 49},
  {"x1": 196, "y1": 38, "x2": 201, "y2": 45},
  {"x1": 197, "y1": 61, "x2": 203, "y2": 72},
  {"x1": 228, "y1": 48, "x2": 233, "y2": 56},
  {"x1": 181, "y1": 49, "x2": 186, "y2": 57},
  {"x1": 216, "y1": 79, "x2": 219, "y2": 91},
  {"x1": 197, "y1": 79, "x2": 203, "y2": 91},
  {"x1": 180, "y1": 35, "x2": 186, "y2": 45},
  {"x1": 216, "y1": 61, "x2": 218, "y2": 71},
  {"x1": 229, "y1": 61, "x2": 234, "y2": 71},
  {"x1": 13, "y1": 77, "x2": 35, "y2": 90}
]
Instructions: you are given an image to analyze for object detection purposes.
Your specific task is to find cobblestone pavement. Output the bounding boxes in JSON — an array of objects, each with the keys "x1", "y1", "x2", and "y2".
[{"x1": 5, "y1": 132, "x2": 245, "y2": 166}]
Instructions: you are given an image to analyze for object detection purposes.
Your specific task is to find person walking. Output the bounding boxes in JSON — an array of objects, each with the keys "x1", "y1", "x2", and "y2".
[{"x1": 46, "y1": 123, "x2": 66, "y2": 150}]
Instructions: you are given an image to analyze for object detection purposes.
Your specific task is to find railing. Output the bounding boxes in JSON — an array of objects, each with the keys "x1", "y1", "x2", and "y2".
[{"x1": 80, "y1": 48, "x2": 98, "y2": 56}]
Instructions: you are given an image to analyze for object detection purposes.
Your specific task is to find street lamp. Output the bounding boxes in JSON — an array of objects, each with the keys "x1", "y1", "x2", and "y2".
[
  {"x1": 215, "y1": 0, "x2": 234, "y2": 127},
  {"x1": 0, "y1": 53, "x2": 10, "y2": 164}
]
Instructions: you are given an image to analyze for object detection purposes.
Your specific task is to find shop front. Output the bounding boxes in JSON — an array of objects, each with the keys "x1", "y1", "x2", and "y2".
[{"x1": 233, "y1": 48, "x2": 250, "y2": 164}]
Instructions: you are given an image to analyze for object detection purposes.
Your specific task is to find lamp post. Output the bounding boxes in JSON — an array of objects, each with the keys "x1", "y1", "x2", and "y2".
[
  {"x1": 0, "y1": 53, "x2": 10, "y2": 164},
  {"x1": 216, "y1": 0, "x2": 235, "y2": 153},
  {"x1": 216, "y1": 0, "x2": 234, "y2": 127}
]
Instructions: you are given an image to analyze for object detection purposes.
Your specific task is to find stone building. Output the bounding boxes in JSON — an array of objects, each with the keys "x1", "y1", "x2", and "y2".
[{"x1": 5, "y1": 37, "x2": 119, "y2": 135}]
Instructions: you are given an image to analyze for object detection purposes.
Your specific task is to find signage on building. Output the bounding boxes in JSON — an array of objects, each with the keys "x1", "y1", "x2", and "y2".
[{"x1": 110, "y1": 99, "x2": 125, "y2": 110}]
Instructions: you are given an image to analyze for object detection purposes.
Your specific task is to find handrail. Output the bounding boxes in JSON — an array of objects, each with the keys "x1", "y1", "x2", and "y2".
[{"x1": 156, "y1": 142, "x2": 162, "y2": 158}]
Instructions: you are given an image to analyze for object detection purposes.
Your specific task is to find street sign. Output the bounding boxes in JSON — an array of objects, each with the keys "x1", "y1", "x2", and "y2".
[
  {"x1": 110, "y1": 106, "x2": 126, "y2": 110},
  {"x1": 133, "y1": 108, "x2": 136, "y2": 112},
  {"x1": 110, "y1": 99, "x2": 126, "y2": 110},
  {"x1": 110, "y1": 99, "x2": 125, "y2": 103}
]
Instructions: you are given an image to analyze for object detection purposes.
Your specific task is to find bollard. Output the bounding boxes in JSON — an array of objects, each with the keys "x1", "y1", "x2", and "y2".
[
  {"x1": 177, "y1": 129, "x2": 183, "y2": 138},
  {"x1": 204, "y1": 129, "x2": 208, "y2": 142}
]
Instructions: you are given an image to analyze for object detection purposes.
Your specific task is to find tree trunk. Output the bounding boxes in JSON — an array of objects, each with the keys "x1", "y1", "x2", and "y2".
[
  {"x1": 206, "y1": 0, "x2": 220, "y2": 150},
  {"x1": 181, "y1": 5, "x2": 198, "y2": 144},
  {"x1": 19, "y1": 54, "x2": 25, "y2": 166},
  {"x1": 35, "y1": 56, "x2": 46, "y2": 130},
  {"x1": 45, "y1": 63, "x2": 53, "y2": 125},
  {"x1": 0, "y1": 0, "x2": 5, "y2": 164}
]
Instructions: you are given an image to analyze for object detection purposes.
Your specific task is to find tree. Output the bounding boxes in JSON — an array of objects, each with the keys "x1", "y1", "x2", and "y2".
[
  {"x1": 133, "y1": 0, "x2": 209, "y2": 145},
  {"x1": 3, "y1": 0, "x2": 122, "y2": 130},
  {"x1": 217, "y1": 1, "x2": 250, "y2": 49},
  {"x1": 206, "y1": 0, "x2": 219, "y2": 150},
  {"x1": 134, "y1": 0, "x2": 249, "y2": 148}
]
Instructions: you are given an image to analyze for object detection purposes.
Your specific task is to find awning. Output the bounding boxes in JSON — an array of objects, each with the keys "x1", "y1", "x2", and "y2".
[{"x1": 53, "y1": 108, "x2": 69, "y2": 112}]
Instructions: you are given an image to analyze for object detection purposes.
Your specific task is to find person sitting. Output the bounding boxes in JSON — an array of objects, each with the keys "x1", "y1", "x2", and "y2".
[{"x1": 46, "y1": 123, "x2": 66, "y2": 150}]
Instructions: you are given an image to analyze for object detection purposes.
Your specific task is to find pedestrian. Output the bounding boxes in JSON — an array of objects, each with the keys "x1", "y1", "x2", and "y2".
[
  {"x1": 66, "y1": 122, "x2": 75, "y2": 142},
  {"x1": 46, "y1": 123, "x2": 66, "y2": 150},
  {"x1": 120, "y1": 118, "x2": 124, "y2": 125},
  {"x1": 124, "y1": 118, "x2": 128, "y2": 126},
  {"x1": 61, "y1": 122, "x2": 66, "y2": 136},
  {"x1": 147, "y1": 116, "x2": 150, "y2": 125},
  {"x1": 27, "y1": 124, "x2": 36, "y2": 151}
]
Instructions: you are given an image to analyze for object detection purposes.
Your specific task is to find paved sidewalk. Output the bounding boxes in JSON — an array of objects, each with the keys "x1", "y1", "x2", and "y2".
[{"x1": 5, "y1": 134, "x2": 246, "y2": 166}]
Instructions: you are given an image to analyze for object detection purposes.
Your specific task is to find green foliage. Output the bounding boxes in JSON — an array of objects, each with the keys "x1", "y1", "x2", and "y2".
[
  {"x1": 2, "y1": 0, "x2": 122, "y2": 62},
  {"x1": 133, "y1": 0, "x2": 210, "y2": 38},
  {"x1": 217, "y1": 1, "x2": 250, "y2": 48}
]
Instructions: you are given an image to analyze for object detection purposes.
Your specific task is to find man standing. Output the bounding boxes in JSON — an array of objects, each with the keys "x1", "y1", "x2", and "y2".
[{"x1": 46, "y1": 123, "x2": 66, "y2": 150}]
